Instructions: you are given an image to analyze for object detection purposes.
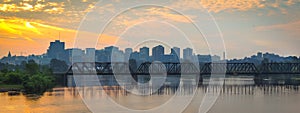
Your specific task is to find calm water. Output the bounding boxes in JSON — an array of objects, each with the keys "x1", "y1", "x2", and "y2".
[{"x1": 1, "y1": 78, "x2": 300, "y2": 113}]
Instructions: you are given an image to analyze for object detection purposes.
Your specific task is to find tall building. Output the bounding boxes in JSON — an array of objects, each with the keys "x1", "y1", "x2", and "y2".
[
  {"x1": 104, "y1": 46, "x2": 119, "y2": 62},
  {"x1": 152, "y1": 45, "x2": 164, "y2": 61},
  {"x1": 85, "y1": 48, "x2": 96, "y2": 62},
  {"x1": 171, "y1": 47, "x2": 180, "y2": 59},
  {"x1": 47, "y1": 40, "x2": 65, "y2": 60},
  {"x1": 183, "y1": 48, "x2": 193, "y2": 60},
  {"x1": 139, "y1": 47, "x2": 149, "y2": 61},
  {"x1": 67, "y1": 48, "x2": 84, "y2": 63},
  {"x1": 124, "y1": 48, "x2": 133, "y2": 61}
]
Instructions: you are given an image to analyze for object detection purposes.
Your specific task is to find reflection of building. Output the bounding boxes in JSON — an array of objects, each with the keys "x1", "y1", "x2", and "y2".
[{"x1": 152, "y1": 45, "x2": 164, "y2": 61}]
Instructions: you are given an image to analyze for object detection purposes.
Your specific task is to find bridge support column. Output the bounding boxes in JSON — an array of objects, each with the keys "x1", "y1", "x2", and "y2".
[{"x1": 199, "y1": 75, "x2": 203, "y2": 85}]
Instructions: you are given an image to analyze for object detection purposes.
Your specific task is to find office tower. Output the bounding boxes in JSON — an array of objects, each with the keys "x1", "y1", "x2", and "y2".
[
  {"x1": 171, "y1": 47, "x2": 180, "y2": 58},
  {"x1": 139, "y1": 47, "x2": 149, "y2": 61},
  {"x1": 183, "y1": 48, "x2": 193, "y2": 60},
  {"x1": 124, "y1": 48, "x2": 133, "y2": 61},
  {"x1": 152, "y1": 45, "x2": 164, "y2": 61},
  {"x1": 47, "y1": 40, "x2": 66, "y2": 60}
]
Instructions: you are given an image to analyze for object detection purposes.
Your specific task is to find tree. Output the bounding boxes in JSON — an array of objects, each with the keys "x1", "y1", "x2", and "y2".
[
  {"x1": 50, "y1": 59, "x2": 68, "y2": 73},
  {"x1": 25, "y1": 60, "x2": 39, "y2": 75},
  {"x1": 23, "y1": 73, "x2": 55, "y2": 95},
  {"x1": 3, "y1": 71, "x2": 24, "y2": 84}
]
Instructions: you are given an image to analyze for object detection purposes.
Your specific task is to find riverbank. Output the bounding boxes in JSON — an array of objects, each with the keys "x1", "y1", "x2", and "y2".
[{"x1": 0, "y1": 84, "x2": 23, "y2": 92}]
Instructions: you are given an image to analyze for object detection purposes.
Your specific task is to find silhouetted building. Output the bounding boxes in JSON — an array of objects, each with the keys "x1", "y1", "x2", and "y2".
[
  {"x1": 67, "y1": 48, "x2": 84, "y2": 63},
  {"x1": 152, "y1": 45, "x2": 164, "y2": 61},
  {"x1": 124, "y1": 48, "x2": 133, "y2": 61},
  {"x1": 140, "y1": 47, "x2": 149, "y2": 61},
  {"x1": 47, "y1": 40, "x2": 66, "y2": 60},
  {"x1": 171, "y1": 47, "x2": 180, "y2": 59},
  {"x1": 85, "y1": 48, "x2": 96, "y2": 62},
  {"x1": 183, "y1": 48, "x2": 193, "y2": 61}
]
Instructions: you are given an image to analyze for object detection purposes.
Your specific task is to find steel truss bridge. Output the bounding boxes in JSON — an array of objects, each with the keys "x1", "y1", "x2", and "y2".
[{"x1": 65, "y1": 62, "x2": 300, "y2": 75}]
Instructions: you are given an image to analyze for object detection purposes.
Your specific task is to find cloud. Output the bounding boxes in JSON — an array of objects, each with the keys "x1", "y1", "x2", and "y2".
[
  {"x1": 99, "y1": 6, "x2": 195, "y2": 36},
  {"x1": 145, "y1": 7, "x2": 194, "y2": 23},
  {"x1": 0, "y1": 0, "x2": 100, "y2": 29},
  {"x1": 170, "y1": 0, "x2": 300, "y2": 13},
  {"x1": 255, "y1": 20, "x2": 300, "y2": 38},
  {"x1": 0, "y1": 17, "x2": 123, "y2": 57}
]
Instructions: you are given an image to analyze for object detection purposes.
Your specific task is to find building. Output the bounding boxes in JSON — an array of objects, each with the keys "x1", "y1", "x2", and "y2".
[
  {"x1": 47, "y1": 40, "x2": 66, "y2": 61},
  {"x1": 139, "y1": 47, "x2": 150, "y2": 61},
  {"x1": 152, "y1": 45, "x2": 164, "y2": 61},
  {"x1": 124, "y1": 48, "x2": 133, "y2": 61},
  {"x1": 257, "y1": 52, "x2": 263, "y2": 58},
  {"x1": 66, "y1": 48, "x2": 85, "y2": 63},
  {"x1": 171, "y1": 47, "x2": 180, "y2": 59},
  {"x1": 85, "y1": 48, "x2": 96, "y2": 62},
  {"x1": 183, "y1": 48, "x2": 193, "y2": 61}
]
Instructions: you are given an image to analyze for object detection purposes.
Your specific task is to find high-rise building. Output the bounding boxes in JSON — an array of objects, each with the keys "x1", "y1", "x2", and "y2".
[
  {"x1": 152, "y1": 45, "x2": 164, "y2": 61},
  {"x1": 104, "y1": 46, "x2": 119, "y2": 62},
  {"x1": 47, "y1": 40, "x2": 66, "y2": 60},
  {"x1": 66, "y1": 48, "x2": 85, "y2": 63},
  {"x1": 140, "y1": 47, "x2": 149, "y2": 61},
  {"x1": 85, "y1": 48, "x2": 96, "y2": 62},
  {"x1": 183, "y1": 48, "x2": 193, "y2": 60},
  {"x1": 171, "y1": 47, "x2": 180, "y2": 59},
  {"x1": 124, "y1": 48, "x2": 133, "y2": 61}
]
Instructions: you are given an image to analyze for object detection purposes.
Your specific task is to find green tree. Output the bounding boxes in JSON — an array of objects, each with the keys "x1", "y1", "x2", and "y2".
[
  {"x1": 0, "y1": 71, "x2": 4, "y2": 84},
  {"x1": 23, "y1": 73, "x2": 55, "y2": 95},
  {"x1": 3, "y1": 71, "x2": 24, "y2": 84},
  {"x1": 25, "y1": 60, "x2": 39, "y2": 75},
  {"x1": 50, "y1": 59, "x2": 68, "y2": 73}
]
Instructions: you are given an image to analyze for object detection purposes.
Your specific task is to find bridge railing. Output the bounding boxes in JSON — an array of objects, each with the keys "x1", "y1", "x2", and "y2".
[
  {"x1": 260, "y1": 63, "x2": 300, "y2": 74},
  {"x1": 65, "y1": 62, "x2": 300, "y2": 75}
]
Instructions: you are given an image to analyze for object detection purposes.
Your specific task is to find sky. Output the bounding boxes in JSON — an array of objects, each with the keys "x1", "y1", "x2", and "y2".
[{"x1": 0, "y1": 0, "x2": 299, "y2": 59}]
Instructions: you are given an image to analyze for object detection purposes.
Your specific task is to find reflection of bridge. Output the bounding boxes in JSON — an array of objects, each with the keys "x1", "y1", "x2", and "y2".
[
  {"x1": 54, "y1": 62, "x2": 300, "y2": 86},
  {"x1": 65, "y1": 62, "x2": 300, "y2": 75}
]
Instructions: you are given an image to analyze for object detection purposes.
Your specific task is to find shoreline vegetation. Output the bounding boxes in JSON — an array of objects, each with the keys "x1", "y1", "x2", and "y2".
[{"x1": 0, "y1": 59, "x2": 66, "y2": 96}]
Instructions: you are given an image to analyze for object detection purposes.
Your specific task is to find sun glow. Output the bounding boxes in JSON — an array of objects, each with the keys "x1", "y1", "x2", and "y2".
[{"x1": 25, "y1": 22, "x2": 35, "y2": 29}]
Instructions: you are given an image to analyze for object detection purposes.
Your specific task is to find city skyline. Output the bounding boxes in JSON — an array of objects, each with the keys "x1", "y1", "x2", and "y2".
[
  {"x1": 0, "y1": 0, "x2": 300, "y2": 59},
  {"x1": 3, "y1": 39, "x2": 300, "y2": 59},
  {"x1": 1, "y1": 40, "x2": 299, "y2": 66}
]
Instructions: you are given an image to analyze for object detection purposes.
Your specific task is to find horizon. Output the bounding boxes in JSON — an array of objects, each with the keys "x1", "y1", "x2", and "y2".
[{"x1": 1, "y1": 39, "x2": 299, "y2": 60}]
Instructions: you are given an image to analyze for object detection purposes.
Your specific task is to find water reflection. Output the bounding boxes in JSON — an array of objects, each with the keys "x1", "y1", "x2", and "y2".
[{"x1": 1, "y1": 77, "x2": 300, "y2": 113}]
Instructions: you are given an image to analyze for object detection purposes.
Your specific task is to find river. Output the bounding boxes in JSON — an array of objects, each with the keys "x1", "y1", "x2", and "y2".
[{"x1": 1, "y1": 77, "x2": 300, "y2": 113}]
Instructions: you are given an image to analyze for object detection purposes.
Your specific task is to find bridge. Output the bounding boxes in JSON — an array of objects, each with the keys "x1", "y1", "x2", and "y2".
[
  {"x1": 65, "y1": 62, "x2": 300, "y2": 75},
  {"x1": 54, "y1": 62, "x2": 300, "y2": 86}
]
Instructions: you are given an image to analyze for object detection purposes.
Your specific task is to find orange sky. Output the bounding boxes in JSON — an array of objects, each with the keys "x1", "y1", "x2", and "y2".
[{"x1": 0, "y1": 18, "x2": 120, "y2": 57}]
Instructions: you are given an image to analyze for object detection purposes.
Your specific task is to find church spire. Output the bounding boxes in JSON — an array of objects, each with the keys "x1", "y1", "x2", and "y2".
[{"x1": 8, "y1": 51, "x2": 11, "y2": 57}]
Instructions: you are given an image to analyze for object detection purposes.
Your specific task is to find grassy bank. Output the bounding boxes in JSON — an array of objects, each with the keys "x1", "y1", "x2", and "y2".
[{"x1": 0, "y1": 84, "x2": 23, "y2": 89}]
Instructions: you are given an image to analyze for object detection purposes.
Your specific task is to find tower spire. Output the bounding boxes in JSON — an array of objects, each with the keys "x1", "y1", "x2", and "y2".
[{"x1": 8, "y1": 51, "x2": 11, "y2": 57}]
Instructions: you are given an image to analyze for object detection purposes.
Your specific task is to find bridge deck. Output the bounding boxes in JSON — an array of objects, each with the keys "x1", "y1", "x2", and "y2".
[{"x1": 62, "y1": 62, "x2": 300, "y2": 75}]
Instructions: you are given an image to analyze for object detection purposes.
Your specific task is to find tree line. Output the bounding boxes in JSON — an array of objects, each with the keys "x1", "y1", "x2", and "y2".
[{"x1": 0, "y1": 59, "x2": 69, "y2": 95}]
